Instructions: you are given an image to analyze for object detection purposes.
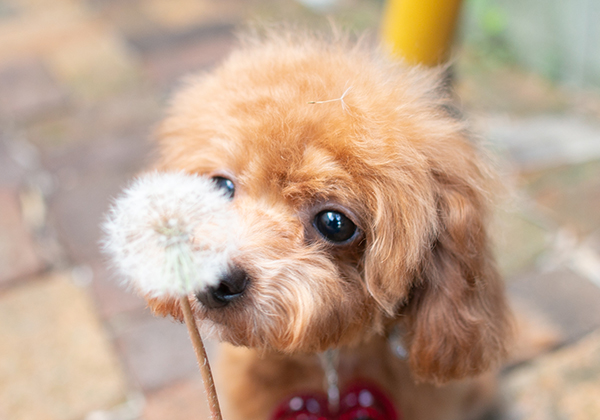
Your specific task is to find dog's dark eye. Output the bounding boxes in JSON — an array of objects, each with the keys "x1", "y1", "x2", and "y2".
[
  {"x1": 314, "y1": 210, "x2": 357, "y2": 243},
  {"x1": 212, "y1": 176, "x2": 235, "y2": 199}
]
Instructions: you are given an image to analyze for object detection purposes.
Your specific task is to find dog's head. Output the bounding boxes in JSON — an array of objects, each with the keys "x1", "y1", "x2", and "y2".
[{"x1": 148, "y1": 34, "x2": 511, "y2": 383}]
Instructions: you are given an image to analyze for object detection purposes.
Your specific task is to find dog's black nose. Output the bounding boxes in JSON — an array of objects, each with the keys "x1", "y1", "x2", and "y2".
[{"x1": 196, "y1": 268, "x2": 248, "y2": 309}]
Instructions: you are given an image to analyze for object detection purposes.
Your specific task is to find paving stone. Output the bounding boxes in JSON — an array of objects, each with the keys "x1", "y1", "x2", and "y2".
[
  {"x1": 507, "y1": 268, "x2": 600, "y2": 343},
  {"x1": 47, "y1": 28, "x2": 141, "y2": 100},
  {"x1": 46, "y1": 168, "x2": 144, "y2": 318},
  {"x1": 557, "y1": 230, "x2": 600, "y2": 290},
  {"x1": 139, "y1": 0, "x2": 223, "y2": 30},
  {"x1": 0, "y1": 136, "x2": 28, "y2": 188},
  {"x1": 126, "y1": 22, "x2": 234, "y2": 55},
  {"x1": 485, "y1": 116, "x2": 600, "y2": 171},
  {"x1": 0, "y1": 272, "x2": 128, "y2": 420},
  {"x1": 508, "y1": 298, "x2": 564, "y2": 365},
  {"x1": 493, "y1": 207, "x2": 551, "y2": 278},
  {"x1": 120, "y1": 21, "x2": 236, "y2": 89},
  {"x1": 142, "y1": 378, "x2": 210, "y2": 420},
  {"x1": 85, "y1": 393, "x2": 145, "y2": 420},
  {"x1": 90, "y1": 260, "x2": 146, "y2": 319},
  {"x1": 89, "y1": 0, "x2": 242, "y2": 40},
  {"x1": 142, "y1": 32, "x2": 235, "y2": 89},
  {"x1": 0, "y1": 58, "x2": 68, "y2": 122},
  {"x1": 0, "y1": 7, "x2": 97, "y2": 62},
  {"x1": 502, "y1": 330, "x2": 600, "y2": 420},
  {"x1": 85, "y1": 0, "x2": 162, "y2": 42},
  {"x1": 587, "y1": 230, "x2": 600, "y2": 251},
  {"x1": 0, "y1": 188, "x2": 44, "y2": 287},
  {"x1": 34, "y1": 97, "x2": 157, "y2": 316},
  {"x1": 112, "y1": 309, "x2": 202, "y2": 391},
  {"x1": 520, "y1": 159, "x2": 600, "y2": 236},
  {"x1": 19, "y1": 183, "x2": 47, "y2": 231},
  {"x1": 469, "y1": 104, "x2": 600, "y2": 174},
  {"x1": 44, "y1": 123, "x2": 153, "y2": 265},
  {"x1": 48, "y1": 169, "x2": 134, "y2": 264},
  {"x1": 0, "y1": 1, "x2": 20, "y2": 19},
  {"x1": 9, "y1": 0, "x2": 87, "y2": 15},
  {"x1": 20, "y1": 114, "x2": 84, "y2": 151},
  {"x1": 47, "y1": 167, "x2": 144, "y2": 260},
  {"x1": 456, "y1": 64, "x2": 570, "y2": 117},
  {"x1": 24, "y1": 92, "x2": 160, "y2": 152}
]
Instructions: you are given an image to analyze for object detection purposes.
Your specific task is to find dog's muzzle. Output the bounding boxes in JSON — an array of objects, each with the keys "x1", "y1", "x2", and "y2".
[{"x1": 196, "y1": 267, "x2": 249, "y2": 309}]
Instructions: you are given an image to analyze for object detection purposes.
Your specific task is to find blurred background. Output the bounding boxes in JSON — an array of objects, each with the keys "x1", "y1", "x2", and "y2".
[{"x1": 0, "y1": 0, "x2": 599, "y2": 419}]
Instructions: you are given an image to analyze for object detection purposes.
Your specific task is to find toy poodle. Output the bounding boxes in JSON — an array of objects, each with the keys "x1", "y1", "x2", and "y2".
[{"x1": 146, "y1": 31, "x2": 512, "y2": 420}]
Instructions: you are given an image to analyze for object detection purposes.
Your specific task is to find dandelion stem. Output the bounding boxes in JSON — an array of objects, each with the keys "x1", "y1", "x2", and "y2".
[{"x1": 180, "y1": 295, "x2": 223, "y2": 420}]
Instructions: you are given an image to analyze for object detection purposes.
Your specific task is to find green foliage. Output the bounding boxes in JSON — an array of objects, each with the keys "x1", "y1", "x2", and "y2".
[{"x1": 463, "y1": 0, "x2": 516, "y2": 66}]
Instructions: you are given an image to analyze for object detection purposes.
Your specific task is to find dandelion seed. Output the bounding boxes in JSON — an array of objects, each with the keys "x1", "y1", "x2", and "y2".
[
  {"x1": 102, "y1": 171, "x2": 237, "y2": 298},
  {"x1": 308, "y1": 86, "x2": 352, "y2": 113},
  {"x1": 102, "y1": 171, "x2": 234, "y2": 420}
]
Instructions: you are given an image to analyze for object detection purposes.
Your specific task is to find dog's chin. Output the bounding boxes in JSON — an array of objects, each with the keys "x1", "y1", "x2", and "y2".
[
  {"x1": 212, "y1": 325, "x2": 366, "y2": 355},
  {"x1": 145, "y1": 291, "x2": 377, "y2": 359},
  {"x1": 195, "y1": 301, "x2": 373, "y2": 355}
]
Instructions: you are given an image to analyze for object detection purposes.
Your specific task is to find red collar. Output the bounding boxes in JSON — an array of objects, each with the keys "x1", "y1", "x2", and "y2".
[{"x1": 271, "y1": 381, "x2": 400, "y2": 420}]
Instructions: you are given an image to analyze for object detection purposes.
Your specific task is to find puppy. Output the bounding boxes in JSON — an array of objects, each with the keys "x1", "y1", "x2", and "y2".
[{"x1": 148, "y1": 32, "x2": 512, "y2": 420}]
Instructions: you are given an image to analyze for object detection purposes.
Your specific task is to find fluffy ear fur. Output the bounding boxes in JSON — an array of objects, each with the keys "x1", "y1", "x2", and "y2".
[
  {"x1": 403, "y1": 167, "x2": 512, "y2": 383},
  {"x1": 361, "y1": 159, "x2": 439, "y2": 316},
  {"x1": 363, "y1": 132, "x2": 512, "y2": 383}
]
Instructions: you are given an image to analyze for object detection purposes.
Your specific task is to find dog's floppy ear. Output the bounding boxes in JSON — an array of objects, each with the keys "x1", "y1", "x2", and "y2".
[
  {"x1": 362, "y1": 163, "x2": 438, "y2": 317},
  {"x1": 362, "y1": 139, "x2": 512, "y2": 383},
  {"x1": 403, "y1": 168, "x2": 512, "y2": 383}
]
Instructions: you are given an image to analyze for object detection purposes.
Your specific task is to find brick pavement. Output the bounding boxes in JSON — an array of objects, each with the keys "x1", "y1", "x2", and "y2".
[
  {"x1": 0, "y1": 272, "x2": 127, "y2": 420},
  {"x1": 1, "y1": 1, "x2": 599, "y2": 419},
  {"x1": 503, "y1": 331, "x2": 600, "y2": 420}
]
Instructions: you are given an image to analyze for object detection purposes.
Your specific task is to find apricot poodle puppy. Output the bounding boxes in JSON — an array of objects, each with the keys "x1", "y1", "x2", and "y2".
[{"x1": 148, "y1": 32, "x2": 512, "y2": 420}]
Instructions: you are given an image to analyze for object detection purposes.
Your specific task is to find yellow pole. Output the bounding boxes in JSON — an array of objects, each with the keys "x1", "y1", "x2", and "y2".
[{"x1": 381, "y1": 0, "x2": 463, "y2": 66}]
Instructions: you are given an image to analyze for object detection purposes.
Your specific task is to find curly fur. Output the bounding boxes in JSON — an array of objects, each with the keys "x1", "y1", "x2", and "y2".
[{"x1": 146, "y1": 31, "x2": 512, "y2": 420}]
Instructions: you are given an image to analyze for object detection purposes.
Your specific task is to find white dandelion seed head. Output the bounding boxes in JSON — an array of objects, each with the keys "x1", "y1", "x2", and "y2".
[{"x1": 102, "y1": 171, "x2": 239, "y2": 298}]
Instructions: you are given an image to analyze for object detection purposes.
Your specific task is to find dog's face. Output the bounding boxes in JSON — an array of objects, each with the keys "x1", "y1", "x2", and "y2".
[{"x1": 148, "y1": 36, "x2": 511, "y2": 383}]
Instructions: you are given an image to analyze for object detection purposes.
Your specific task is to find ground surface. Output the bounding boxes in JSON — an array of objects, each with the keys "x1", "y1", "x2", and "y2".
[{"x1": 1, "y1": 1, "x2": 599, "y2": 419}]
